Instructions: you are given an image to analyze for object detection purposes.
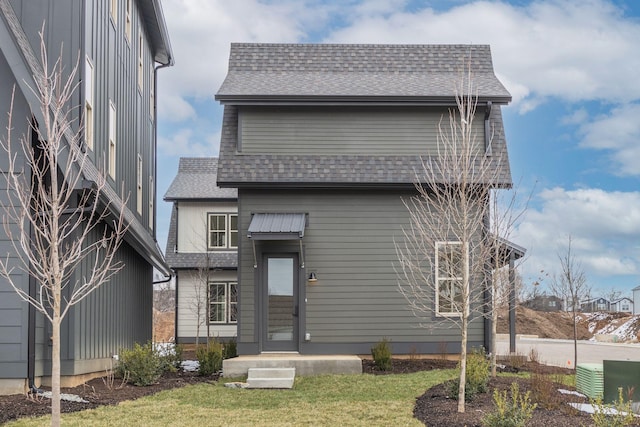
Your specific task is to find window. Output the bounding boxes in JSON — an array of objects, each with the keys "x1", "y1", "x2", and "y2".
[
  {"x1": 125, "y1": 0, "x2": 131, "y2": 41},
  {"x1": 622, "y1": 303, "x2": 630, "y2": 311},
  {"x1": 149, "y1": 175, "x2": 154, "y2": 229},
  {"x1": 435, "y1": 242, "x2": 466, "y2": 316},
  {"x1": 110, "y1": 0, "x2": 117, "y2": 25},
  {"x1": 84, "y1": 56, "x2": 94, "y2": 150},
  {"x1": 137, "y1": 31, "x2": 143, "y2": 91},
  {"x1": 209, "y1": 282, "x2": 237, "y2": 324},
  {"x1": 207, "y1": 213, "x2": 237, "y2": 249},
  {"x1": 136, "y1": 154, "x2": 143, "y2": 214},
  {"x1": 108, "y1": 101, "x2": 116, "y2": 178},
  {"x1": 549, "y1": 300, "x2": 557, "y2": 307}
]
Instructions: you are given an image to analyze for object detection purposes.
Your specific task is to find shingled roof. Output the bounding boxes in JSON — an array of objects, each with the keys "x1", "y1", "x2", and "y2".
[
  {"x1": 216, "y1": 44, "x2": 511, "y2": 104},
  {"x1": 164, "y1": 157, "x2": 237, "y2": 200}
]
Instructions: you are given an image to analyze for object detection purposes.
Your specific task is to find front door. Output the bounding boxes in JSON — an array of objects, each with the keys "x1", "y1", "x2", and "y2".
[{"x1": 263, "y1": 254, "x2": 298, "y2": 351}]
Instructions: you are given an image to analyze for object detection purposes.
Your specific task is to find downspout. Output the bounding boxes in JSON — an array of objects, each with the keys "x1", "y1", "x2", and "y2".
[{"x1": 152, "y1": 61, "x2": 171, "y2": 240}]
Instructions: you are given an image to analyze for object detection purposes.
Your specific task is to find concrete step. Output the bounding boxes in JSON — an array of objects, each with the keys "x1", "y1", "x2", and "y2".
[
  {"x1": 246, "y1": 367, "x2": 295, "y2": 389},
  {"x1": 223, "y1": 354, "x2": 362, "y2": 378}
]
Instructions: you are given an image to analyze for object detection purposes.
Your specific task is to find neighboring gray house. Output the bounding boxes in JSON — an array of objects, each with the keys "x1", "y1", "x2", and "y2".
[
  {"x1": 522, "y1": 294, "x2": 563, "y2": 312},
  {"x1": 610, "y1": 297, "x2": 633, "y2": 314},
  {"x1": 215, "y1": 43, "x2": 518, "y2": 356},
  {"x1": 0, "y1": 1, "x2": 172, "y2": 394},
  {"x1": 581, "y1": 297, "x2": 611, "y2": 312},
  {"x1": 164, "y1": 158, "x2": 238, "y2": 343}
]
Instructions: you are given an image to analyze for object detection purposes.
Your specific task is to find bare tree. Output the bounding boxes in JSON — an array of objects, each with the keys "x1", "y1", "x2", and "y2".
[
  {"x1": 191, "y1": 251, "x2": 212, "y2": 347},
  {"x1": 396, "y1": 65, "x2": 514, "y2": 412},
  {"x1": 604, "y1": 287, "x2": 622, "y2": 308},
  {"x1": 548, "y1": 236, "x2": 590, "y2": 371},
  {"x1": 0, "y1": 34, "x2": 127, "y2": 426}
]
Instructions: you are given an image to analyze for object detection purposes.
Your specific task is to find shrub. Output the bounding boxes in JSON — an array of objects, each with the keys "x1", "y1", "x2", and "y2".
[
  {"x1": 197, "y1": 340, "x2": 223, "y2": 376},
  {"x1": 591, "y1": 388, "x2": 636, "y2": 427},
  {"x1": 449, "y1": 347, "x2": 490, "y2": 400},
  {"x1": 482, "y1": 382, "x2": 537, "y2": 427},
  {"x1": 371, "y1": 338, "x2": 392, "y2": 371},
  {"x1": 116, "y1": 342, "x2": 162, "y2": 386},
  {"x1": 223, "y1": 338, "x2": 237, "y2": 359}
]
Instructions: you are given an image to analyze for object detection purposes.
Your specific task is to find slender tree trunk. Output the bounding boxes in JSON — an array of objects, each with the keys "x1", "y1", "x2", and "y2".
[
  {"x1": 491, "y1": 302, "x2": 497, "y2": 377},
  {"x1": 51, "y1": 313, "x2": 61, "y2": 427},
  {"x1": 573, "y1": 307, "x2": 578, "y2": 371},
  {"x1": 458, "y1": 323, "x2": 467, "y2": 413}
]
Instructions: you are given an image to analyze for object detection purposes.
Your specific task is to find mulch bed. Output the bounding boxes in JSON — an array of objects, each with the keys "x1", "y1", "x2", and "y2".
[{"x1": 1, "y1": 357, "x2": 634, "y2": 426}]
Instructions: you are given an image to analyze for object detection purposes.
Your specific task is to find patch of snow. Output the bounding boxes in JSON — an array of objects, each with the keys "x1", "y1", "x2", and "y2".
[
  {"x1": 37, "y1": 391, "x2": 89, "y2": 403},
  {"x1": 569, "y1": 402, "x2": 635, "y2": 417},
  {"x1": 181, "y1": 360, "x2": 199, "y2": 372},
  {"x1": 558, "y1": 388, "x2": 586, "y2": 397},
  {"x1": 154, "y1": 342, "x2": 178, "y2": 357}
]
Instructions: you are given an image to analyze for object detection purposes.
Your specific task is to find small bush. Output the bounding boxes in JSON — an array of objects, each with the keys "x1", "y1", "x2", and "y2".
[
  {"x1": 371, "y1": 338, "x2": 392, "y2": 371},
  {"x1": 197, "y1": 340, "x2": 223, "y2": 376},
  {"x1": 117, "y1": 342, "x2": 162, "y2": 386},
  {"x1": 482, "y1": 382, "x2": 537, "y2": 427},
  {"x1": 591, "y1": 388, "x2": 636, "y2": 427},
  {"x1": 449, "y1": 347, "x2": 490, "y2": 400},
  {"x1": 223, "y1": 338, "x2": 237, "y2": 360}
]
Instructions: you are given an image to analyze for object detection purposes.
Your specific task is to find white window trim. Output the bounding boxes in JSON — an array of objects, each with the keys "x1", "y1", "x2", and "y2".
[
  {"x1": 149, "y1": 68, "x2": 155, "y2": 121},
  {"x1": 435, "y1": 241, "x2": 466, "y2": 317},
  {"x1": 208, "y1": 282, "x2": 237, "y2": 324},
  {"x1": 108, "y1": 101, "x2": 116, "y2": 179},
  {"x1": 148, "y1": 175, "x2": 154, "y2": 229},
  {"x1": 207, "y1": 213, "x2": 238, "y2": 250},
  {"x1": 84, "y1": 56, "x2": 94, "y2": 150}
]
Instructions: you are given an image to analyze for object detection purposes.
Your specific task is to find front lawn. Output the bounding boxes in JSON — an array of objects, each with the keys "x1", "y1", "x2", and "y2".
[{"x1": 7, "y1": 370, "x2": 456, "y2": 426}]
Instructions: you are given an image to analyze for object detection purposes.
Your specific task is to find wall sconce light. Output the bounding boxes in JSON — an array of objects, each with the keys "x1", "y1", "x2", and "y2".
[{"x1": 307, "y1": 272, "x2": 318, "y2": 283}]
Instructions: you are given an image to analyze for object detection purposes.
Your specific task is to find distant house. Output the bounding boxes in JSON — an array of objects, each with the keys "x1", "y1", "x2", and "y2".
[
  {"x1": 164, "y1": 158, "x2": 238, "y2": 343},
  {"x1": 610, "y1": 297, "x2": 633, "y2": 314},
  {"x1": 522, "y1": 294, "x2": 563, "y2": 312},
  {"x1": 581, "y1": 298, "x2": 610, "y2": 312},
  {"x1": 214, "y1": 43, "x2": 522, "y2": 356},
  {"x1": 633, "y1": 286, "x2": 640, "y2": 315}
]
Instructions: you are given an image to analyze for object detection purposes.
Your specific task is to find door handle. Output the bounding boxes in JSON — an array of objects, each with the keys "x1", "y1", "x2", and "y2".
[{"x1": 293, "y1": 306, "x2": 299, "y2": 317}]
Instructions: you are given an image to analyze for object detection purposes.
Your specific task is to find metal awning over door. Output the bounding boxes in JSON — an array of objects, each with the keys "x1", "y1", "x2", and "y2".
[{"x1": 247, "y1": 213, "x2": 306, "y2": 240}]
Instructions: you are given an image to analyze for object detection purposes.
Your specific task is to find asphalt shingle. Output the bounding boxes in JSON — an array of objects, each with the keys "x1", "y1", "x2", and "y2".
[{"x1": 164, "y1": 157, "x2": 237, "y2": 200}]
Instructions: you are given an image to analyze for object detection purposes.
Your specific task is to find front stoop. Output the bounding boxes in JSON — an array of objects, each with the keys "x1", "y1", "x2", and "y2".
[
  {"x1": 246, "y1": 367, "x2": 295, "y2": 389},
  {"x1": 223, "y1": 354, "x2": 362, "y2": 378}
]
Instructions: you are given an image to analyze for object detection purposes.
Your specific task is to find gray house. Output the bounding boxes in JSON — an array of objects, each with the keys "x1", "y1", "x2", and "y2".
[
  {"x1": 0, "y1": 1, "x2": 172, "y2": 394},
  {"x1": 522, "y1": 294, "x2": 564, "y2": 312},
  {"x1": 215, "y1": 43, "x2": 518, "y2": 356},
  {"x1": 164, "y1": 158, "x2": 238, "y2": 343}
]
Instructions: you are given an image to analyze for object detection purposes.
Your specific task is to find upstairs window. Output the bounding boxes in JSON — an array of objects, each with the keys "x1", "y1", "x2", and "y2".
[
  {"x1": 137, "y1": 31, "x2": 144, "y2": 91},
  {"x1": 125, "y1": 0, "x2": 132, "y2": 41},
  {"x1": 136, "y1": 154, "x2": 143, "y2": 214},
  {"x1": 435, "y1": 241, "x2": 466, "y2": 316},
  {"x1": 148, "y1": 175, "x2": 154, "y2": 229},
  {"x1": 84, "y1": 56, "x2": 94, "y2": 150},
  {"x1": 209, "y1": 282, "x2": 237, "y2": 324},
  {"x1": 108, "y1": 101, "x2": 116, "y2": 179},
  {"x1": 207, "y1": 213, "x2": 238, "y2": 249},
  {"x1": 110, "y1": 0, "x2": 118, "y2": 25}
]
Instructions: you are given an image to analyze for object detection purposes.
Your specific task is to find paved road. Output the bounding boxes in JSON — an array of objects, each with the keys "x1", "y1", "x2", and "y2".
[{"x1": 496, "y1": 336, "x2": 640, "y2": 368}]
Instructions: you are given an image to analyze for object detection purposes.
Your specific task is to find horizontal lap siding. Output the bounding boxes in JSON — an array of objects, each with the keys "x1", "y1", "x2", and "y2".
[
  {"x1": 240, "y1": 107, "x2": 485, "y2": 155},
  {"x1": 239, "y1": 189, "x2": 484, "y2": 347}
]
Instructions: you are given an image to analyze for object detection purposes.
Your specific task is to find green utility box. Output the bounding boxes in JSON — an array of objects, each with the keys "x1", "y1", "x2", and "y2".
[
  {"x1": 603, "y1": 360, "x2": 640, "y2": 404},
  {"x1": 576, "y1": 363, "x2": 604, "y2": 399}
]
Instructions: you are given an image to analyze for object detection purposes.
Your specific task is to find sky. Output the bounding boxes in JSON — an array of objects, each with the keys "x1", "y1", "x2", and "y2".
[{"x1": 155, "y1": 0, "x2": 640, "y2": 297}]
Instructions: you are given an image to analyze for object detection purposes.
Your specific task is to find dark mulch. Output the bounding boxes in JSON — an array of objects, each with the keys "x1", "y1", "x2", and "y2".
[{"x1": 0, "y1": 370, "x2": 217, "y2": 424}]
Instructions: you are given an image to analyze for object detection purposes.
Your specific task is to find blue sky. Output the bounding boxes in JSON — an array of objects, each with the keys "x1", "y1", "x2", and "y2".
[{"x1": 156, "y1": 0, "x2": 640, "y2": 297}]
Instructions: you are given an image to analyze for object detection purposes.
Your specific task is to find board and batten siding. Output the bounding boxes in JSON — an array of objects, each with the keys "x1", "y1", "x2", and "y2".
[
  {"x1": 177, "y1": 270, "x2": 238, "y2": 341},
  {"x1": 238, "y1": 189, "x2": 485, "y2": 353},
  {"x1": 239, "y1": 106, "x2": 485, "y2": 155},
  {"x1": 176, "y1": 202, "x2": 237, "y2": 253}
]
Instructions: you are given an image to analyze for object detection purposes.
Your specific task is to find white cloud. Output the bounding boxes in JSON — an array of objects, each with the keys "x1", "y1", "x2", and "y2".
[
  {"x1": 514, "y1": 187, "x2": 640, "y2": 287},
  {"x1": 158, "y1": 128, "x2": 219, "y2": 157},
  {"x1": 577, "y1": 103, "x2": 640, "y2": 176},
  {"x1": 322, "y1": 0, "x2": 640, "y2": 110}
]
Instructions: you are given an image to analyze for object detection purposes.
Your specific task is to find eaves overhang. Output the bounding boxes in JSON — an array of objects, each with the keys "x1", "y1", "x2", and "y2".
[
  {"x1": 138, "y1": 0, "x2": 174, "y2": 65},
  {"x1": 214, "y1": 95, "x2": 512, "y2": 106}
]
